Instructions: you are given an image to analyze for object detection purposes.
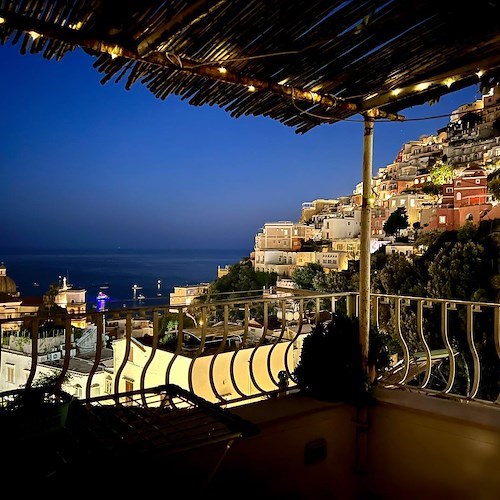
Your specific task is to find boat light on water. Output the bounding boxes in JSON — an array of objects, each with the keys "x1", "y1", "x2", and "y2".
[{"x1": 97, "y1": 291, "x2": 109, "y2": 300}]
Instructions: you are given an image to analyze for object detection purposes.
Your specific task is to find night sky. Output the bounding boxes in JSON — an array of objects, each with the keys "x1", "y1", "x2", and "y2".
[{"x1": 0, "y1": 42, "x2": 483, "y2": 251}]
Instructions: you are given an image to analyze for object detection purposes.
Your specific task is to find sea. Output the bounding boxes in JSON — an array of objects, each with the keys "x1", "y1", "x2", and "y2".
[{"x1": 0, "y1": 248, "x2": 249, "y2": 310}]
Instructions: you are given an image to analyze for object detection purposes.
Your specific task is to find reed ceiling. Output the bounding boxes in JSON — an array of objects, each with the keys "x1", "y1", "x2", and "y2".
[{"x1": 1, "y1": 0, "x2": 500, "y2": 132}]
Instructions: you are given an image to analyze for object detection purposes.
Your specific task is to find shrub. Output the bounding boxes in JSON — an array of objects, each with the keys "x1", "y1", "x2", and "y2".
[{"x1": 293, "y1": 312, "x2": 392, "y2": 405}]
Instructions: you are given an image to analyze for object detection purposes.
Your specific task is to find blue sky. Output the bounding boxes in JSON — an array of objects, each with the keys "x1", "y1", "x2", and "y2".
[{"x1": 0, "y1": 42, "x2": 483, "y2": 252}]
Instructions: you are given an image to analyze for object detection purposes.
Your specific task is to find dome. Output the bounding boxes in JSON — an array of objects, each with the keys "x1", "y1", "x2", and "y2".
[{"x1": 0, "y1": 263, "x2": 17, "y2": 295}]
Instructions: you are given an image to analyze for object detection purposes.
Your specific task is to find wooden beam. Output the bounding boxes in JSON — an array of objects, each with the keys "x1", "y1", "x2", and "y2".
[
  {"x1": 359, "y1": 48, "x2": 500, "y2": 112},
  {"x1": 0, "y1": 8, "x2": 404, "y2": 121}
]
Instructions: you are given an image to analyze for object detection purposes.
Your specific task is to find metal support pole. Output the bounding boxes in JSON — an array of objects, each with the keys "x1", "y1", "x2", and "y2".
[
  {"x1": 354, "y1": 112, "x2": 375, "y2": 482},
  {"x1": 359, "y1": 114, "x2": 374, "y2": 375}
]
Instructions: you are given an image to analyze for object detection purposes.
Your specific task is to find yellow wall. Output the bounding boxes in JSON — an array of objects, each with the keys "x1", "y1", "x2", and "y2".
[{"x1": 113, "y1": 336, "x2": 302, "y2": 404}]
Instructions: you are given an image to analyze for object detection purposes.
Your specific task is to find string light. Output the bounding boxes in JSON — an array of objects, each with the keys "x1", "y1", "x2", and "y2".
[
  {"x1": 68, "y1": 21, "x2": 83, "y2": 30},
  {"x1": 247, "y1": 85, "x2": 256, "y2": 92},
  {"x1": 217, "y1": 66, "x2": 227, "y2": 74},
  {"x1": 414, "y1": 82, "x2": 431, "y2": 92},
  {"x1": 290, "y1": 91, "x2": 499, "y2": 124},
  {"x1": 443, "y1": 77, "x2": 456, "y2": 88},
  {"x1": 391, "y1": 88, "x2": 402, "y2": 96},
  {"x1": 476, "y1": 70, "x2": 484, "y2": 78},
  {"x1": 0, "y1": 17, "x2": 5, "y2": 24},
  {"x1": 108, "y1": 45, "x2": 121, "y2": 59},
  {"x1": 28, "y1": 31, "x2": 41, "y2": 40}
]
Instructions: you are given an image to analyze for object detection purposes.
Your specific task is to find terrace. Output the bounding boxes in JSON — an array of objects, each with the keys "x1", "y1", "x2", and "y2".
[
  {"x1": 1, "y1": 0, "x2": 500, "y2": 496},
  {"x1": 1, "y1": 291, "x2": 499, "y2": 496}
]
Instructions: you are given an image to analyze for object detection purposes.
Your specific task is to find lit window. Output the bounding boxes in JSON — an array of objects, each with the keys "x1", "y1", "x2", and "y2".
[
  {"x1": 476, "y1": 179, "x2": 480, "y2": 184},
  {"x1": 74, "y1": 384, "x2": 83, "y2": 398},
  {"x1": 105, "y1": 376, "x2": 113, "y2": 394},
  {"x1": 91, "y1": 384, "x2": 100, "y2": 398},
  {"x1": 439, "y1": 216, "x2": 446, "y2": 224}
]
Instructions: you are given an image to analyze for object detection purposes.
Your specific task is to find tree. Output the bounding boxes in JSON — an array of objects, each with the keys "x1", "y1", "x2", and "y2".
[
  {"x1": 312, "y1": 270, "x2": 353, "y2": 294},
  {"x1": 292, "y1": 263, "x2": 324, "y2": 290},
  {"x1": 426, "y1": 241, "x2": 486, "y2": 300},
  {"x1": 430, "y1": 163, "x2": 454, "y2": 185},
  {"x1": 457, "y1": 221, "x2": 477, "y2": 242},
  {"x1": 208, "y1": 259, "x2": 277, "y2": 300},
  {"x1": 383, "y1": 207, "x2": 409, "y2": 237},
  {"x1": 420, "y1": 182, "x2": 442, "y2": 196},
  {"x1": 488, "y1": 177, "x2": 500, "y2": 200},
  {"x1": 378, "y1": 253, "x2": 416, "y2": 295}
]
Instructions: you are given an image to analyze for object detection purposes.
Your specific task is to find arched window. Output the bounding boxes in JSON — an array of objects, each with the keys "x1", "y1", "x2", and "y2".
[
  {"x1": 74, "y1": 384, "x2": 82, "y2": 398},
  {"x1": 466, "y1": 213, "x2": 474, "y2": 221},
  {"x1": 456, "y1": 192, "x2": 462, "y2": 201}
]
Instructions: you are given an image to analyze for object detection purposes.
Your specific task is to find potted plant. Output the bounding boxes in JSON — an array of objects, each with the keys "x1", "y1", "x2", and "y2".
[
  {"x1": 0, "y1": 371, "x2": 73, "y2": 441},
  {"x1": 293, "y1": 312, "x2": 394, "y2": 405}
]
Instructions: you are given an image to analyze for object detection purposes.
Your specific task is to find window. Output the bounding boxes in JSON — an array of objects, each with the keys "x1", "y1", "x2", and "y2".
[
  {"x1": 457, "y1": 192, "x2": 462, "y2": 201},
  {"x1": 476, "y1": 179, "x2": 480, "y2": 184},
  {"x1": 6, "y1": 365, "x2": 14, "y2": 384},
  {"x1": 91, "y1": 384, "x2": 100, "y2": 398},
  {"x1": 400, "y1": 199, "x2": 405, "y2": 205},
  {"x1": 410, "y1": 199, "x2": 415, "y2": 207},
  {"x1": 466, "y1": 213, "x2": 474, "y2": 221},
  {"x1": 105, "y1": 376, "x2": 113, "y2": 394},
  {"x1": 446, "y1": 187, "x2": 453, "y2": 193},
  {"x1": 124, "y1": 380, "x2": 134, "y2": 406},
  {"x1": 439, "y1": 215, "x2": 446, "y2": 224},
  {"x1": 74, "y1": 384, "x2": 83, "y2": 398}
]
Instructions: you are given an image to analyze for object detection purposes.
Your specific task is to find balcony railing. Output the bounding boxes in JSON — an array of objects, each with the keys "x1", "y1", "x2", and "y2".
[{"x1": 1, "y1": 292, "x2": 499, "y2": 406}]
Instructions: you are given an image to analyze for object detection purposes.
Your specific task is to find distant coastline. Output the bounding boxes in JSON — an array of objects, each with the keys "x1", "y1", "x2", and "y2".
[{"x1": 0, "y1": 248, "x2": 249, "y2": 308}]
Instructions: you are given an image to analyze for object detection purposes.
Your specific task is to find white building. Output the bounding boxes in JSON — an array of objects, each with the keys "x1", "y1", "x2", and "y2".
[
  {"x1": 169, "y1": 283, "x2": 209, "y2": 306},
  {"x1": 253, "y1": 250, "x2": 297, "y2": 277},
  {"x1": 254, "y1": 222, "x2": 320, "y2": 252},
  {"x1": 321, "y1": 211, "x2": 361, "y2": 240},
  {"x1": 0, "y1": 325, "x2": 112, "y2": 398}
]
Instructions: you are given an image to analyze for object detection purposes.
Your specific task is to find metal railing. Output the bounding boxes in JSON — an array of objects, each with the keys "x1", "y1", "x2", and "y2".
[{"x1": 1, "y1": 292, "x2": 498, "y2": 406}]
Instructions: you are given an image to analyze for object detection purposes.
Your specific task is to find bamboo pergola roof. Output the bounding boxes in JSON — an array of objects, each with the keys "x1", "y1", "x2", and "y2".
[{"x1": 1, "y1": 0, "x2": 500, "y2": 132}]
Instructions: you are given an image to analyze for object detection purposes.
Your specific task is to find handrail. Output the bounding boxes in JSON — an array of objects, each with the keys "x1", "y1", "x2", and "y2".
[{"x1": 0, "y1": 291, "x2": 498, "y2": 407}]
